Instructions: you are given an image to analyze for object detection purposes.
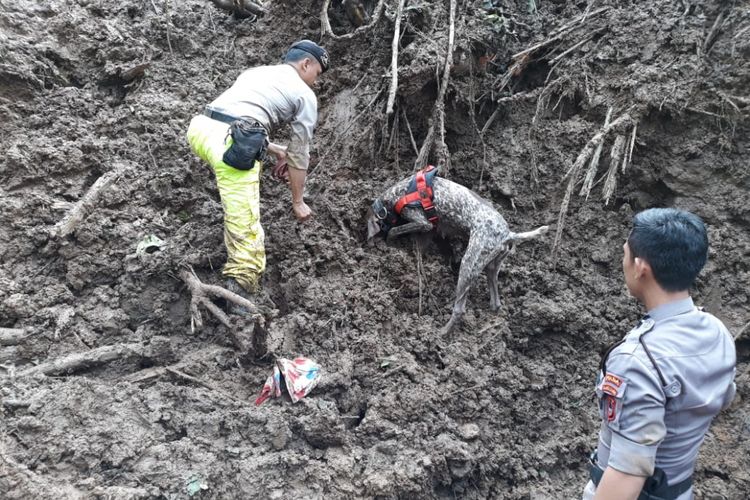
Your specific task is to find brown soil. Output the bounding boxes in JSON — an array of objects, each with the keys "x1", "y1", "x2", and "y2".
[{"x1": 1, "y1": 0, "x2": 748, "y2": 498}]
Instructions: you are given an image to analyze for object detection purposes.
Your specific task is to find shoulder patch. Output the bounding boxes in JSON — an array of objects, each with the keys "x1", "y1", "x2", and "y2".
[{"x1": 600, "y1": 372, "x2": 628, "y2": 398}]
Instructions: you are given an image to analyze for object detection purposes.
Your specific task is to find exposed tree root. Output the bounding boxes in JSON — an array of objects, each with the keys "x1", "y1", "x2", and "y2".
[
  {"x1": 179, "y1": 268, "x2": 268, "y2": 355},
  {"x1": 580, "y1": 107, "x2": 612, "y2": 198},
  {"x1": 492, "y1": 6, "x2": 610, "y2": 94},
  {"x1": 320, "y1": 0, "x2": 386, "y2": 40},
  {"x1": 208, "y1": 0, "x2": 266, "y2": 18},
  {"x1": 415, "y1": 0, "x2": 457, "y2": 170},
  {"x1": 19, "y1": 342, "x2": 147, "y2": 377},
  {"x1": 602, "y1": 134, "x2": 627, "y2": 205},
  {"x1": 386, "y1": 0, "x2": 406, "y2": 116},
  {"x1": 51, "y1": 163, "x2": 127, "y2": 239},
  {"x1": 0, "y1": 328, "x2": 26, "y2": 347},
  {"x1": 552, "y1": 110, "x2": 636, "y2": 262}
]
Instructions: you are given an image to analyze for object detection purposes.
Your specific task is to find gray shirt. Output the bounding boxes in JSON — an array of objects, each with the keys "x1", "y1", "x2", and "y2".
[
  {"x1": 208, "y1": 64, "x2": 318, "y2": 170},
  {"x1": 595, "y1": 297, "x2": 736, "y2": 498}
]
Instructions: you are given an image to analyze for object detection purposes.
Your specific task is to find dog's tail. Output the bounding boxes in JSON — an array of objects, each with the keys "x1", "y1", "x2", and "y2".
[{"x1": 509, "y1": 225, "x2": 549, "y2": 242}]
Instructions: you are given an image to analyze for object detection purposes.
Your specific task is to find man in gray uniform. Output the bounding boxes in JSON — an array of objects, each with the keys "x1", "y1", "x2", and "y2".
[
  {"x1": 186, "y1": 40, "x2": 328, "y2": 295},
  {"x1": 583, "y1": 208, "x2": 736, "y2": 500}
]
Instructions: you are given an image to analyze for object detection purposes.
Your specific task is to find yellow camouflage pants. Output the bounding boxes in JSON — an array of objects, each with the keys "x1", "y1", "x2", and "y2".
[{"x1": 186, "y1": 114, "x2": 265, "y2": 293}]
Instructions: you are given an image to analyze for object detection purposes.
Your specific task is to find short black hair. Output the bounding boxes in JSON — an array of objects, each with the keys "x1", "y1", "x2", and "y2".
[
  {"x1": 627, "y1": 208, "x2": 708, "y2": 292},
  {"x1": 284, "y1": 47, "x2": 313, "y2": 65}
]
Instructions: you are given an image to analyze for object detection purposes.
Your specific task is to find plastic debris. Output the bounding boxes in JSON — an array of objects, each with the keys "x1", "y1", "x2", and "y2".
[
  {"x1": 255, "y1": 357, "x2": 322, "y2": 406},
  {"x1": 136, "y1": 234, "x2": 165, "y2": 255},
  {"x1": 186, "y1": 475, "x2": 208, "y2": 496}
]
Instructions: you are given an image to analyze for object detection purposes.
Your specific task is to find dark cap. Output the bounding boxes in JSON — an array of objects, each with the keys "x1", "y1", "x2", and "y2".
[{"x1": 289, "y1": 40, "x2": 330, "y2": 72}]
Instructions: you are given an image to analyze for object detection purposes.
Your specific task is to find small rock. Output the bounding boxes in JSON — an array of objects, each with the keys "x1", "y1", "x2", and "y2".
[{"x1": 459, "y1": 423, "x2": 480, "y2": 441}]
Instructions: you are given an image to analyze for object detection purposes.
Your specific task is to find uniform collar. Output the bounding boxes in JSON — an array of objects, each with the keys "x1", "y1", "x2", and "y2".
[{"x1": 646, "y1": 297, "x2": 695, "y2": 322}]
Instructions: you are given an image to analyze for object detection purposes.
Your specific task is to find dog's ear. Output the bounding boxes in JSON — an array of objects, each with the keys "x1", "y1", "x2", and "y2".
[{"x1": 366, "y1": 209, "x2": 382, "y2": 240}]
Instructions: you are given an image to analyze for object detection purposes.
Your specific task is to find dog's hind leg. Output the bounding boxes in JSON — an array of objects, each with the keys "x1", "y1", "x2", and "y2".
[
  {"x1": 486, "y1": 245, "x2": 511, "y2": 311},
  {"x1": 442, "y1": 236, "x2": 494, "y2": 335}
]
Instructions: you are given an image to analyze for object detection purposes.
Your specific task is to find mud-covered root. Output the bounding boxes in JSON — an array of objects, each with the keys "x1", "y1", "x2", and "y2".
[
  {"x1": 551, "y1": 110, "x2": 637, "y2": 262},
  {"x1": 320, "y1": 0, "x2": 386, "y2": 40},
  {"x1": 414, "y1": 0, "x2": 457, "y2": 171},
  {"x1": 179, "y1": 268, "x2": 269, "y2": 356},
  {"x1": 0, "y1": 328, "x2": 27, "y2": 346},
  {"x1": 17, "y1": 342, "x2": 151, "y2": 377},
  {"x1": 50, "y1": 163, "x2": 127, "y2": 239},
  {"x1": 208, "y1": 0, "x2": 266, "y2": 18}
]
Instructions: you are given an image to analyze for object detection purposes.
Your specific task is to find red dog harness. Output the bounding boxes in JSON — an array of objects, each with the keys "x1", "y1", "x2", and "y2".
[{"x1": 393, "y1": 165, "x2": 439, "y2": 225}]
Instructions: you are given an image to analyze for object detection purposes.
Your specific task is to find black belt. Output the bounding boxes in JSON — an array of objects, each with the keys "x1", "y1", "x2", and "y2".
[
  {"x1": 203, "y1": 108, "x2": 263, "y2": 129},
  {"x1": 589, "y1": 452, "x2": 692, "y2": 500}
]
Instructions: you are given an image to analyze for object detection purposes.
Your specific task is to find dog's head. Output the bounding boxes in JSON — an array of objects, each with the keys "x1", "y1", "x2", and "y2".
[{"x1": 366, "y1": 199, "x2": 388, "y2": 241}]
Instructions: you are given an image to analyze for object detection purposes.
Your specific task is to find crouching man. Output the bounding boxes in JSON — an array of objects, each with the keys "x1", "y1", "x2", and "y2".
[{"x1": 186, "y1": 40, "x2": 328, "y2": 295}]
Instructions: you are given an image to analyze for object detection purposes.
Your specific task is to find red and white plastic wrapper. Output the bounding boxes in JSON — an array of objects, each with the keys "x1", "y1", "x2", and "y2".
[{"x1": 254, "y1": 357, "x2": 322, "y2": 406}]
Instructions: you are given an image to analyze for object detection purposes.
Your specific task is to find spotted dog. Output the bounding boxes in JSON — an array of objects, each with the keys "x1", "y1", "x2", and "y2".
[{"x1": 367, "y1": 170, "x2": 548, "y2": 334}]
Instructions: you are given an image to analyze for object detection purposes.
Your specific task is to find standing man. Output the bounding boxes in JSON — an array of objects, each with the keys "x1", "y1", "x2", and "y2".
[
  {"x1": 186, "y1": 40, "x2": 329, "y2": 296},
  {"x1": 584, "y1": 208, "x2": 736, "y2": 500}
]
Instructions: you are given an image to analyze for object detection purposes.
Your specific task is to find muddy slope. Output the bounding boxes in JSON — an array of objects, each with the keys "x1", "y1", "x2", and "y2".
[{"x1": 1, "y1": 0, "x2": 748, "y2": 498}]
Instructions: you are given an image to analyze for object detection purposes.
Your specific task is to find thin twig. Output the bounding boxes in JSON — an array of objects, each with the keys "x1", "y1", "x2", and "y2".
[
  {"x1": 164, "y1": 0, "x2": 174, "y2": 57},
  {"x1": 703, "y1": 9, "x2": 729, "y2": 56},
  {"x1": 549, "y1": 28, "x2": 605, "y2": 64},
  {"x1": 734, "y1": 321, "x2": 749, "y2": 340},
  {"x1": 166, "y1": 367, "x2": 247, "y2": 404},
  {"x1": 146, "y1": 141, "x2": 159, "y2": 170},
  {"x1": 386, "y1": 0, "x2": 406, "y2": 115},
  {"x1": 510, "y1": 6, "x2": 610, "y2": 60},
  {"x1": 402, "y1": 107, "x2": 419, "y2": 156},
  {"x1": 624, "y1": 123, "x2": 637, "y2": 172},
  {"x1": 415, "y1": 239, "x2": 424, "y2": 316}
]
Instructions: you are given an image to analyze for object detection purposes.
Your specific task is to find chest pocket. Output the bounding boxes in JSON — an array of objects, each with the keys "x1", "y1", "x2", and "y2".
[{"x1": 595, "y1": 372, "x2": 628, "y2": 431}]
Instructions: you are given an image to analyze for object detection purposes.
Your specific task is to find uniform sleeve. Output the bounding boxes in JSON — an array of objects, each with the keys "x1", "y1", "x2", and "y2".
[
  {"x1": 600, "y1": 352, "x2": 666, "y2": 477},
  {"x1": 286, "y1": 91, "x2": 317, "y2": 171}
]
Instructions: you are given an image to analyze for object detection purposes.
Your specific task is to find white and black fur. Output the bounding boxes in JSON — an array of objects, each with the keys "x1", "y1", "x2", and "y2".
[{"x1": 367, "y1": 175, "x2": 548, "y2": 334}]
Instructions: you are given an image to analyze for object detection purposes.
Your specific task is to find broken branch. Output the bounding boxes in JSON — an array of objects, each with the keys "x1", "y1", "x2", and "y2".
[
  {"x1": 511, "y1": 6, "x2": 609, "y2": 60},
  {"x1": 702, "y1": 9, "x2": 729, "y2": 56},
  {"x1": 51, "y1": 163, "x2": 126, "y2": 239},
  {"x1": 0, "y1": 328, "x2": 26, "y2": 346},
  {"x1": 19, "y1": 342, "x2": 146, "y2": 377}
]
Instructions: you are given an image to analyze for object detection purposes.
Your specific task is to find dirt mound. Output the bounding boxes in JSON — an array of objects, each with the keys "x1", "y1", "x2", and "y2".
[{"x1": 1, "y1": 0, "x2": 748, "y2": 498}]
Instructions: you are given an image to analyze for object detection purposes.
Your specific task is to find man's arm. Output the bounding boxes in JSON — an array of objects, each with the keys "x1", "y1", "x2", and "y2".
[
  {"x1": 285, "y1": 92, "x2": 317, "y2": 221},
  {"x1": 594, "y1": 467, "x2": 646, "y2": 500},
  {"x1": 288, "y1": 166, "x2": 310, "y2": 220}
]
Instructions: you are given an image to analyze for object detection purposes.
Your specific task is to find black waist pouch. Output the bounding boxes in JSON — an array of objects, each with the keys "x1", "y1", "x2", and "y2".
[{"x1": 222, "y1": 120, "x2": 268, "y2": 171}]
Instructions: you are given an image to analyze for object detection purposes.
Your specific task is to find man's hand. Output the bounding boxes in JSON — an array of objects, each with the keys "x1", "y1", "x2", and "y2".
[
  {"x1": 292, "y1": 201, "x2": 312, "y2": 221},
  {"x1": 267, "y1": 142, "x2": 289, "y2": 180},
  {"x1": 272, "y1": 158, "x2": 289, "y2": 180}
]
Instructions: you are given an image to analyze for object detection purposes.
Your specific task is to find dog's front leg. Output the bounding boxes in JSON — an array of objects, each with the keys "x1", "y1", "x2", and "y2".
[{"x1": 386, "y1": 208, "x2": 433, "y2": 242}]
